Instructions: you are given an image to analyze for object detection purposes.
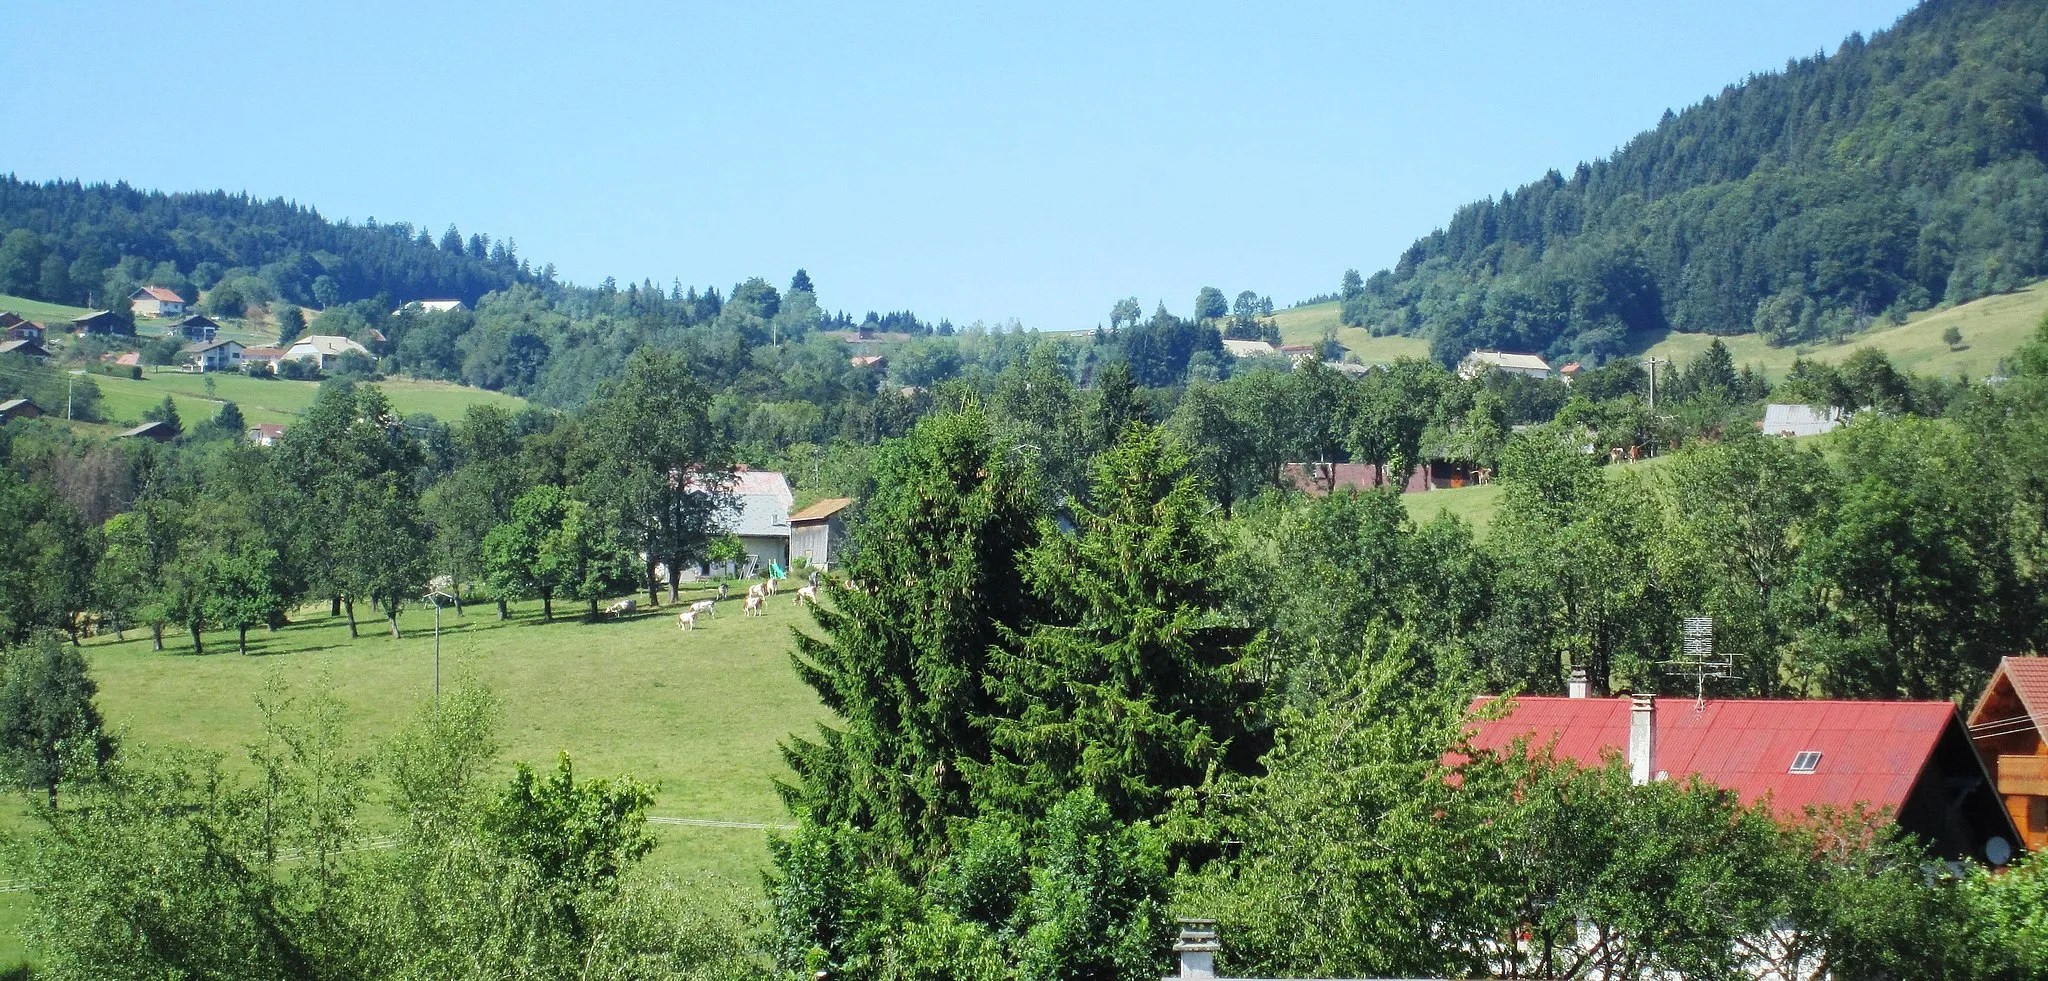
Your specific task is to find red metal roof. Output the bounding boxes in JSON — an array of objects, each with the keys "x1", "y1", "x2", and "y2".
[
  {"x1": 1993, "y1": 657, "x2": 2048, "y2": 730},
  {"x1": 137, "y1": 286, "x2": 184, "y2": 303},
  {"x1": 1466, "y1": 696, "x2": 1960, "y2": 819}
]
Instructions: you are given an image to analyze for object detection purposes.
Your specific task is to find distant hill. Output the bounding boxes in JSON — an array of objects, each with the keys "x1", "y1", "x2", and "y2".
[{"x1": 1336, "y1": 0, "x2": 2048, "y2": 367}]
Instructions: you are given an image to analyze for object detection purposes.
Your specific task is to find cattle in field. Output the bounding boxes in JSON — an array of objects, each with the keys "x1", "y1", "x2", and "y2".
[
  {"x1": 794, "y1": 584, "x2": 818, "y2": 607},
  {"x1": 606, "y1": 598, "x2": 637, "y2": 617},
  {"x1": 676, "y1": 609, "x2": 697, "y2": 631},
  {"x1": 747, "y1": 582, "x2": 766, "y2": 601},
  {"x1": 744, "y1": 594, "x2": 765, "y2": 617},
  {"x1": 691, "y1": 598, "x2": 717, "y2": 619},
  {"x1": 764, "y1": 577, "x2": 778, "y2": 596}
]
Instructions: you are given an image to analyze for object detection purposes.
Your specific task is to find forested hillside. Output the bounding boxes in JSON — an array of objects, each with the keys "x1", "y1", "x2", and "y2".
[{"x1": 1339, "y1": 0, "x2": 2048, "y2": 366}]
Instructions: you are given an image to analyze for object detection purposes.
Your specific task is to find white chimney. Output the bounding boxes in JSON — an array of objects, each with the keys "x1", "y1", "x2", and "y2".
[
  {"x1": 1629, "y1": 694, "x2": 1656, "y2": 786},
  {"x1": 1173, "y1": 919, "x2": 1220, "y2": 979},
  {"x1": 1568, "y1": 665, "x2": 1590, "y2": 699}
]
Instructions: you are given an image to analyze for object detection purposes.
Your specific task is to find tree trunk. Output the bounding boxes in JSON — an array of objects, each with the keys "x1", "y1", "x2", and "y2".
[
  {"x1": 541, "y1": 594, "x2": 553, "y2": 622},
  {"x1": 113, "y1": 615, "x2": 126, "y2": 642},
  {"x1": 646, "y1": 557, "x2": 660, "y2": 606},
  {"x1": 387, "y1": 606, "x2": 402, "y2": 639},
  {"x1": 331, "y1": 595, "x2": 342, "y2": 617},
  {"x1": 189, "y1": 621, "x2": 204, "y2": 655},
  {"x1": 587, "y1": 594, "x2": 600, "y2": 618},
  {"x1": 238, "y1": 626, "x2": 249, "y2": 655},
  {"x1": 497, "y1": 597, "x2": 508, "y2": 620},
  {"x1": 452, "y1": 585, "x2": 464, "y2": 616},
  {"x1": 665, "y1": 552, "x2": 680, "y2": 604},
  {"x1": 151, "y1": 623, "x2": 164, "y2": 651},
  {"x1": 46, "y1": 782, "x2": 57, "y2": 810},
  {"x1": 343, "y1": 597, "x2": 358, "y2": 638}
]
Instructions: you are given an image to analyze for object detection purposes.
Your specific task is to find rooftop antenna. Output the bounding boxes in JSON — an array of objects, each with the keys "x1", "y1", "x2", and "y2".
[{"x1": 1661, "y1": 616, "x2": 1733, "y2": 710}]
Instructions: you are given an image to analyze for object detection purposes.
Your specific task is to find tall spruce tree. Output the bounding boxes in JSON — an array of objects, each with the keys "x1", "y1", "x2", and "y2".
[
  {"x1": 780, "y1": 405, "x2": 1042, "y2": 860},
  {"x1": 980, "y1": 423, "x2": 1258, "y2": 823}
]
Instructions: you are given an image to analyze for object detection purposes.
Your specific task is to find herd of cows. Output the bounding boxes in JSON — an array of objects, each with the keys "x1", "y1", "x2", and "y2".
[{"x1": 601, "y1": 577, "x2": 820, "y2": 632}]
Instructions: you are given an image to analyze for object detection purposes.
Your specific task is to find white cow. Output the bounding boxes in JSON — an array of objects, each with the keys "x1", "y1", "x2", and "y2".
[
  {"x1": 764, "y1": 576, "x2": 779, "y2": 596},
  {"x1": 676, "y1": 609, "x2": 697, "y2": 631},
  {"x1": 794, "y1": 584, "x2": 818, "y2": 607},
  {"x1": 605, "y1": 598, "x2": 637, "y2": 617},
  {"x1": 744, "y1": 594, "x2": 765, "y2": 617},
  {"x1": 691, "y1": 598, "x2": 717, "y2": 619},
  {"x1": 747, "y1": 582, "x2": 767, "y2": 601}
]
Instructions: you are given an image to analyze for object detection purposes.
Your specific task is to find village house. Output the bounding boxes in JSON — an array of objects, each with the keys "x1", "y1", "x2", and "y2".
[
  {"x1": 282, "y1": 334, "x2": 371, "y2": 370},
  {"x1": 849, "y1": 354, "x2": 887, "y2": 372},
  {"x1": 680, "y1": 468, "x2": 796, "y2": 579},
  {"x1": 119, "y1": 421, "x2": 177, "y2": 442},
  {"x1": 1220, "y1": 338, "x2": 1278, "y2": 358},
  {"x1": 2, "y1": 313, "x2": 44, "y2": 342},
  {"x1": 789, "y1": 497, "x2": 854, "y2": 570},
  {"x1": 247, "y1": 423, "x2": 286, "y2": 447},
  {"x1": 1465, "y1": 684, "x2": 2022, "y2": 865},
  {"x1": 0, "y1": 398, "x2": 44, "y2": 423},
  {"x1": 129, "y1": 286, "x2": 187, "y2": 318},
  {"x1": 169, "y1": 314, "x2": 222, "y2": 343},
  {"x1": 70, "y1": 310, "x2": 131, "y2": 337},
  {"x1": 0, "y1": 339, "x2": 51, "y2": 360},
  {"x1": 240, "y1": 345, "x2": 286, "y2": 372},
  {"x1": 1459, "y1": 349, "x2": 1552, "y2": 380},
  {"x1": 1761, "y1": 403, "x2": 1845, "y2": 438},
  {"x1": 1968, "y1": 656, "x2": 2048, "y2": 854},
  {"x1": 183, "y1": 339, "x2": 245, "y2": 372}
]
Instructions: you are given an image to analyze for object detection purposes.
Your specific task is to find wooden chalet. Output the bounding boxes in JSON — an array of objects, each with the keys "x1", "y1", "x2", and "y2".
[
  {"x1": 71, "y1": 310, "x2": 131, "y2": 336},
  {"x1": 1968, "y1": 657, "x2": 2048, "y2": 853},
  {"x1": 0, "y1": 398, "x2": 43, "y2": 423}
]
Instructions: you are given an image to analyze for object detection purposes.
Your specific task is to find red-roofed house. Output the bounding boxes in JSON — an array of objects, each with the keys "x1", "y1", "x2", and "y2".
[
  {"x1": 1466, "y1": 690, "x2": 2021, "y2": 864},
  {"x1": 130, "y1": 286, "x2": 187, "y2": 318},
  {"x1": 1968, "y1": 657, "x2": 2048, "y2": 853}
]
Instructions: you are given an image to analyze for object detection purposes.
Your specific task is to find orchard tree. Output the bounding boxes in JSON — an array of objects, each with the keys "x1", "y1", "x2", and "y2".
[{"x1": 0, "y1": 634, "x2": 115, "y2": 808}]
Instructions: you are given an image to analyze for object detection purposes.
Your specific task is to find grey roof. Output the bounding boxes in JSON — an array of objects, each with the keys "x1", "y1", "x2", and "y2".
[
  {"x1": 1762, "y1": 404, "x2": 1844, "y2": 437},
  {"x1": 694, "y1": 469, "x2": 795, "y2": 539}
]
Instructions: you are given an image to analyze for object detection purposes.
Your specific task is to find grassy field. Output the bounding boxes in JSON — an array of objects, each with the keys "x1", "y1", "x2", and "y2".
[
  {"x1": 0, "y1": 293, "x2": 93, "y2": 324},
  {"x1": 1271, "y1": 301, "x2": 1433, "y2": 364},
  {"x1": 1632, "y1": 280, "x2": 2048, "y2": 380},
  {"x1": 85, "y1": 370, "x2": 530, "y2": 428},
  {"x1": 0, "y1": 584, "x2": 825, "y2": 969}
]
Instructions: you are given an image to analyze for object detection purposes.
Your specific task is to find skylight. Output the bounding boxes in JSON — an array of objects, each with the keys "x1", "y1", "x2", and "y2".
[{"x1": 1789, "y1": 751, "x2": 1822, "y2": 774}]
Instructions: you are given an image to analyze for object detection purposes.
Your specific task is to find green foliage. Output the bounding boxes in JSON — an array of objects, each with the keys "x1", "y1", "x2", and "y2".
[
  {"x1": 0, "y1": 635, "x2": 114, "y2": 807},
  {"x1": 481, "y1": 753, "x2": 656, "y2": 938}
]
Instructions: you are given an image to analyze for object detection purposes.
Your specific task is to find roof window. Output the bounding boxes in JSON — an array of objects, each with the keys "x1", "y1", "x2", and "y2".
[{"x1": 1789, "y1": 751, "x2": 1822, "y2": 774}]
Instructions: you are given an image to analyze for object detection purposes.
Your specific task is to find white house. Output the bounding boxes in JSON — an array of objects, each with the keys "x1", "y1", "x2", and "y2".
[
  {"x1": 282, "y1": 334, "x2": 372, "y2": 369},
  {"x1": 183, "y1": 339, "x2": 245, "y2": 372},
  {"x1": 1459, "y1": 350, "x2": 1552, "y2": 380},
  {"x1": 394, "y1": 299, "x2": 466, "y2": 315},
  {"x1": 679, "y1": 468, "x2": 796, "y2": 580},
  {"x1": 1761, "y1": 403, "x2": 1845, "y2": 438},
  {"x1": 130, "y1": 286, "x2": 187, "y2": 318}
]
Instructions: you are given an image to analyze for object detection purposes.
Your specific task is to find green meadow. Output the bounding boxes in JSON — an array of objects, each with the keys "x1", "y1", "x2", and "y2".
[{"x1": 86, "y1": 370, "x2": 530, "y2": 428}]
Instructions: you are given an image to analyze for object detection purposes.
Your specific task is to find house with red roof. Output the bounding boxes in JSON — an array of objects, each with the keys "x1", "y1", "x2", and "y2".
[
  {"x1": 1466, "y1": 684, "x2": 2022, "y2": 865},
  {"x1": 1968, "y1": 656, "x2": 2048, "y2": 853},
  {"x1": 130, "y1": 286, "x2": 187, "y2": 318}
]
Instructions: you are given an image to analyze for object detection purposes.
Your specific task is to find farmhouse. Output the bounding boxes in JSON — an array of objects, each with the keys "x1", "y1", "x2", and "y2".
[
  {"x1": 1459, "y1": 349, "x2": 1551, "y2": 380},
  {"x1": 1221, "y1": 338, "x2": 1278, "y2": 358},
  {"x1": 241, "y1": 345, "x2": 286, "y2": 372},
  {"x1": 2, "y1": 314, "x2": 44, "y2": 342},
  {"x1": 789, "y1": 497, "x2": 854, "y2": 570},
  {"x1": 129, "y1": 286, "x2": 187, "y2": 318},
  {"x1": 247, "y1": 423, "x2": 286, "y2": 447},
  {"x1": 394, "y1": 299, "x2": 465, "y2": 315},
  {"x1": 183, "y1": 338, "x2": 245, "y2": 372},
  {"x1": 119, "y1": 421, "x2": 177, "y2": 442},
  {"x1": 0, "y1": 398, "x2": 43, "y2": 423},
  {"x1": 848, "y1": 354, "x2": 887, "y2": 371},
  {"x1": 71, "y1": 310, "x2": 131, "y2": 336},
  {"x1": 1465, "y1": 689, "x2": 2022, "y2": 865},
  {"x1": 1761, "y1": 403, "x2": 1845, "y2": 437},
  {"x1": 1968, "y1": 656, "x2": 2048, "y2": 853},
  {"x1": 169, "y1": 314, "x2": 222, "y2": 343},
  {"x1": 719, "y1": 468, "x2": 794, "y2": 573},
  {"x1": 283, "y1": 334, "x2": 372, "y2": 369},
  {"x1": 0, "y1": 339, "x2": 51, "y2": 359}
]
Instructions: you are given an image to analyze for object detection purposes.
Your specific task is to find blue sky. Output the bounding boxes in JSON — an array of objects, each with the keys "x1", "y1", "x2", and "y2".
[{"x1": 5, "y1": 1, "x2": 1915, "y2": 329}]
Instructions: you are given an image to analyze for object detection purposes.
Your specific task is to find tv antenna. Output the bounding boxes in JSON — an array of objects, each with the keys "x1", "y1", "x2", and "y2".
[{"x1": 1661, "y1": 616, "x2": 1733, "y2": 709}]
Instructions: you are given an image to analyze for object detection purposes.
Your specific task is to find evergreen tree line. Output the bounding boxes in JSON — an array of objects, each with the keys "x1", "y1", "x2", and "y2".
[{"x1": 1336, "y1": 0, "x2": 2048, "y2": 365}]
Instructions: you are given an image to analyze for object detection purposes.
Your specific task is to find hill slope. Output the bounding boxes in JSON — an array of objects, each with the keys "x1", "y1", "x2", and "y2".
[{"x1": 1336, "y1": 0, "x2": 2048, "y2": 367}]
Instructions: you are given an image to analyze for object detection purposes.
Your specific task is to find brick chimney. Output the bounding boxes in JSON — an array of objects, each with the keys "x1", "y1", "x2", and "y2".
[
  {"x1": 1173, "y1": 919, "x2": 1220, "y2": 979},
  {"x1": 1629, "y1": 693, "x2": 1656, "y2": 786},
  {"x1": 1568, "y1": 665, "x2": 1590, "y2": 699}
]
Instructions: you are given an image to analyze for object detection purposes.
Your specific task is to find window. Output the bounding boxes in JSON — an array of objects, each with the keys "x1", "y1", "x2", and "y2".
[
  {"x1": 1789, "y1": 751, "x2": 1822, "y2": 774},
  {"x1": 2031, "y1": 796, "x2": 2046, "y2": 833}
]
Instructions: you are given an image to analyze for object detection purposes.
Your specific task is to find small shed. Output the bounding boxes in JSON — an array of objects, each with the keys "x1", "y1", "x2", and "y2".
[
  {"x1": 789, "y1": 497, "x2": 854, "y2": 570},
  {"x1": 0, "y1": 339, "x2": 51, "y2": 359},
  {"x1": 0, "y1": 398, "x2": 43, "y2": 423},
  {"x1": 72, "y1": 310, "x2": 130, "y2": 336},
  {"x1": 120, "y1": 421, "x2": 178, "y2": 442}
]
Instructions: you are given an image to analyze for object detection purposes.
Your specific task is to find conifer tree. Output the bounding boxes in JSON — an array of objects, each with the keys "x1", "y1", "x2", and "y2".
[{"x1": 781, "y1": 405, "x2": 1042, "y2": 859}]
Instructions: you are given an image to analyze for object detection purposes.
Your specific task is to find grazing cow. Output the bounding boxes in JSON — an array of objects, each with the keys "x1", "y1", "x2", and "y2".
[
  {"x1": 764, "y1": 576, "x2": 779, "y2": 596},
  {"x1": 744, "y1": 594, "x2": 765, "y2": 617},
  {"x1": 691, "y1": 598, "x2": 717, "y2": 619},
  {"x1": 794, "y1": 584, "x2": 818, "y2": 607},
  {"x1": 717, "y1": 581, "x2": 729, "y2": 602},
  {"x1": 676, "y1": 610, "x2": 697, "y2": 631},
  {"x1": 605, "y1": 598, "x2": 637, "y2": 617},
  {"x1": 747, "y1": 582, "x2": 766, "y2": 601}
]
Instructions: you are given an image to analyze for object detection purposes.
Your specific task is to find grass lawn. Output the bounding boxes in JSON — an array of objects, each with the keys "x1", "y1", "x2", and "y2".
[
  {"x1": 85, "y1": 371, "x2": 530, "y2": 428},
  {"x1": 0, "y1": 293, "x2": 93, "y2": 324},
  {"x1": 1270, "y1": 301, "x2": 1433, "y2": 364},
  {"x1": 0, "y1": 585, "x2": 824, "y2": 970}
]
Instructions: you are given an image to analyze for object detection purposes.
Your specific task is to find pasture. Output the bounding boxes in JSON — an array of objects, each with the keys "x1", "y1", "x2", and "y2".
[
  {"x1": 0, "y1": 583, "x2": 826, "y2": 969},
  {"x1": 1271, "y1": 301, "x2": 1433, "y2": 364},
  {"x1": 0, "y1": 293, "x2": 92, "y2": 325},
  {"x1": 86, "y1": 370, "x2": 531, "y2": 428}
]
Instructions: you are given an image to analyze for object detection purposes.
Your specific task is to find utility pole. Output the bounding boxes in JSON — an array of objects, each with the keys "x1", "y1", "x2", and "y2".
[
  {"x1": 66, "y1": 370, "x2": 84, "y2": 420},
  {"x1": 424, "y1": 589, "x2": 457, "y2": 711},
  {"x1": 1640, "y1": 357, "x2": 1668, "y2": 413}
]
